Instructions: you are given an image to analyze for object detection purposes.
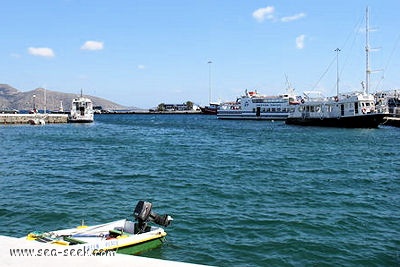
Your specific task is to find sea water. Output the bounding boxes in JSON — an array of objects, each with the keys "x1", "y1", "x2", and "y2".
[{"x1": 0, "y1": 114, "x2": 399, "y2": 266}]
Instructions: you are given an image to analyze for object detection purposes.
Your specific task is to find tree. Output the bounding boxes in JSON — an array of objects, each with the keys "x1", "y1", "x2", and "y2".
[
  {"x1": 185, "y1": 101, "x2": 193, "y2": 110},
  {"x1": 157, "y1": 103, "x2": 165, "y2": 111}
]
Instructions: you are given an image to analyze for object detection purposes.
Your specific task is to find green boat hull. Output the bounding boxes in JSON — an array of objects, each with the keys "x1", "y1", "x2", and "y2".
[{"x1": 114, "y1": 236, "x2": 166, "y2": 255}]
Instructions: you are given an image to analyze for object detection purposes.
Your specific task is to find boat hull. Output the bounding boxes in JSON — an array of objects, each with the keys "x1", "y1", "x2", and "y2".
[
  {"x1": 285, "y1": 113, "x2": 386, "y2": 128},
  {"x1": 382, "y1": 116, "x2": 400, "y2": 127},
  {"x1": 115, "y1": 236, "x2": 165, "y2": 255},
  {"x1": 67, "y1": 119, "x2": 94, "y2": 123},
  {"x1": 217, "y1": 111, "x2": 288, "y2": 120},
  {"x1": 200, "y1": 106, "x2": 218, "y2": 115}
]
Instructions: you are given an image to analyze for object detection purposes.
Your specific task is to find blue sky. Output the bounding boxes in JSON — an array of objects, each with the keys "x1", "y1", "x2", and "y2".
[{"x1": 1, "y1": 0, "x2": 399, "y2": 108}]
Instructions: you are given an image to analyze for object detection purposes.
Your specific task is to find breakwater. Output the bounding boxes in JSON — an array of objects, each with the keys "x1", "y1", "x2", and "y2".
[
  {"x1": 99, "y1": 110, "x2": 203, "y2": 115},
  {"x1": 0, "y1": 114, "x2": 68, "y2": 124}
]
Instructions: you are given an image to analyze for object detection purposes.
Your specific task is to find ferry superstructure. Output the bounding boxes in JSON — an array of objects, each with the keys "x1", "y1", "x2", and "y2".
[{"x1": 217, "y1": 89, "x2": 299, "y2": 120}]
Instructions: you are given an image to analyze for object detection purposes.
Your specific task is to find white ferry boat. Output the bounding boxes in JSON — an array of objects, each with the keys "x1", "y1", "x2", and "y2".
[
  {"x1": 217, "y1": 89, "x2": 299, "y2": 120},
  {"x1": 68, "y1": 92, "x2": 94, "y2": 123}
]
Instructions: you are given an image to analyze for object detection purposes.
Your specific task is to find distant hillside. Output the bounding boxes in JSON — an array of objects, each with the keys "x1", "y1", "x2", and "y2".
[{"x1": 0, "y1": 84, "x2": 129, "y2": 111}]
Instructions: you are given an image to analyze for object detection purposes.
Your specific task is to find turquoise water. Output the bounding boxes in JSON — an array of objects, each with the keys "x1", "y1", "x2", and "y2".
[{"x1": 1, "y1": 114, "x2": 399, "y2": 266}]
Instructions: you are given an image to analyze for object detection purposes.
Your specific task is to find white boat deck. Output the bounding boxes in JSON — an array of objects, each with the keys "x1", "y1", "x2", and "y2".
[{"x1": 1, "y1": 235, "x2": 212, "y2": 267}]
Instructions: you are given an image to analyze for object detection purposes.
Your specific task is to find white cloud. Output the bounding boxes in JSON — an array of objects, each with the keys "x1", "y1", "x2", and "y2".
[
  {"x1": 10, "y1": 53, "x2": 21, "y2": 58},
  {"x1": 137, "y1": 64, "x2": 145, "y2": 69},
  {"x1": 253, "y1": 6, "x2": 306, "y2": 24},
  {"x1": 296, "y1": 34, "x2": 306, "y2": 49},
  {"x1": 28, "y1": 47, "x2": 55, "y2": 57},
  {"x1": 81, "y1": 41, "x2": 104, "y2": 51},
  {"x1": 281, "y1": 13, "x2": 306, "y2": 22},
  {"x1": 252, "y1": 6, "x2": 275, "y2": 22}
]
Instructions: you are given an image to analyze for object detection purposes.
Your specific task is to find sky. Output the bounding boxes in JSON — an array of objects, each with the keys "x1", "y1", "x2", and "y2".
[{"x1": 1, "y1": 0, "x2": 399, "y2": 108}]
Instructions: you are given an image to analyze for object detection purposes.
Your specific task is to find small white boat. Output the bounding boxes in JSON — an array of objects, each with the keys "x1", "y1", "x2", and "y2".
[
  {"x1": 23, "y1": 201, "x2": 173, "y2": 255},
  {"x1": 28, "y1": 117, "x2": 46, "y2": 125},
  {"x1": 68, "y1": 92, "x2": 94, "y2": 123},
  {"x1": 217, "y1": 89, "x2": 299, "y2": 120},
  {"x1": 28, "y1": 112, "x2": 47, "y2": 125}
]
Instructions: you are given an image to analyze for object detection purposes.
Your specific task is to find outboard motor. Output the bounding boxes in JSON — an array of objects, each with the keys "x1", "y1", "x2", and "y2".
[{"x1": 133, "y1": 201, "x2": 173, "y2": 234}]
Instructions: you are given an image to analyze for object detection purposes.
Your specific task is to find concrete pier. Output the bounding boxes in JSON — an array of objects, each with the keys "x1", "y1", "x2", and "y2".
[
  {"x1": 0, "y1": 114, "x2": 68, "y2": 124},
  {"x1": 1, "y1": 235, "x2": 212, "y2": 267}
]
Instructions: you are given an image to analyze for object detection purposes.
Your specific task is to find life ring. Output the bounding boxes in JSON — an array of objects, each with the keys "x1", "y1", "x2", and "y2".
[{"x1": 301, "y1": 99, "x2": 305, "y2": 104}]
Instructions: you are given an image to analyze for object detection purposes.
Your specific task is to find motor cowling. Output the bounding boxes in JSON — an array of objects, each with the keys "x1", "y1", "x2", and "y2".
[{"x1": 133, "y1": 201, "x2": 173, "y2": 233}]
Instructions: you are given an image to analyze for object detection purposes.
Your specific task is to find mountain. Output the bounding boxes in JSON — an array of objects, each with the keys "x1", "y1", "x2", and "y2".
[{"x1": 0, "y1": 84, "x2": 129, "y2": 111}]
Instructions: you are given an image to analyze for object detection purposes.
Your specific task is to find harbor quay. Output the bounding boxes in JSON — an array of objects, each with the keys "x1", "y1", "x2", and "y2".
[
  {"x1": 1, "y1": 235, "x2": 212, "y2": 267},
  {"x1": 0, "y1": 114, "x2": 68, "y2": 124}
]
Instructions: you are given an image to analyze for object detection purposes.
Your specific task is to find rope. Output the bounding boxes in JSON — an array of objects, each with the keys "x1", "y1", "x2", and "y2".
[
  {"x1": 312, "y1": 55, "x2": 336, "y2": 91},
  {"x1": 375, "y1": 33, "x2": 400, "y2": 90}
]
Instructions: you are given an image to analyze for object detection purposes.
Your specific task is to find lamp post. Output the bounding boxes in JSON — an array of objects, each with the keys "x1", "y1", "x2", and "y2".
[{"x1": 208, "y1": 60, "x2": 212, "y2": 104}]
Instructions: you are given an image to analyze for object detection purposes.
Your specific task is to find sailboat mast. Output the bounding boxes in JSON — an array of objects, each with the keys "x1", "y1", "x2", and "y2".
[
  {"x1": 365, "y1": 6, "x2": 370, "y2": 95},
  {"x1": 335, "y1": 48, "x2": 341, "y2": 98},
  {"x1": 44, "y1": 87, "x2": 47, "y2": 114},
  {"x1": 208, "y1": 61, "x2": 212, "y2": 104}
]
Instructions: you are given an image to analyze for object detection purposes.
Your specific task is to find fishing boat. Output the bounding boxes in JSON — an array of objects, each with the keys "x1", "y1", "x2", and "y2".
[
  {"x1": 200, "y1": 102, "x2": 220, "y2": 115},
  {"x1": 23, "y1": 201, "x2": 173, "y2": 255},
  {"x1": 68, "y1": 92, "x2": 94, "y2": 123},
  {"x1": 285, "y1": 8, "x2": 387, "y2": 128},
  {"x1": 217, "y1": 89, "x2": 299, "y2": 120}
]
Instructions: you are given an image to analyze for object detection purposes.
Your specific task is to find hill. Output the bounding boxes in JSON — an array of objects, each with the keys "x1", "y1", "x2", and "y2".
[{"x1": 0, "y1": 84, "x2": 128, "y2": 111}]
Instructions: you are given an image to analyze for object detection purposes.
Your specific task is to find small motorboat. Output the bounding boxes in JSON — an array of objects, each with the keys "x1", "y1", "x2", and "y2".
[{"x1": 23, "y1": 201, "x2": 173, "y2": 255}]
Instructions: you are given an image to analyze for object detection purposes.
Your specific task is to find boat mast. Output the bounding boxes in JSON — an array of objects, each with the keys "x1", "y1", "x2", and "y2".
[
  {"x1": 44, "y1": 87, "x2": 46, "y2": 114},
  {"x1": 335, "y1": 48, "x2": 341, "y2": 98},
  {"x1": 208, "y1": 61, "x2": 212, "y2": 104},
  {"x1": 365, "y1": 6, "x2": 370, "y2": 95},
  {"x1": 284, "y1": 74, "x2": 295, "y2": 95}
]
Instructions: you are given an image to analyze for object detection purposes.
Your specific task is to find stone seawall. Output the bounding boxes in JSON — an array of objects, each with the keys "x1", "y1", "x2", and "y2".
[{"x1": 0, "y1": 114, "x2": 68, "y2": 124}]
